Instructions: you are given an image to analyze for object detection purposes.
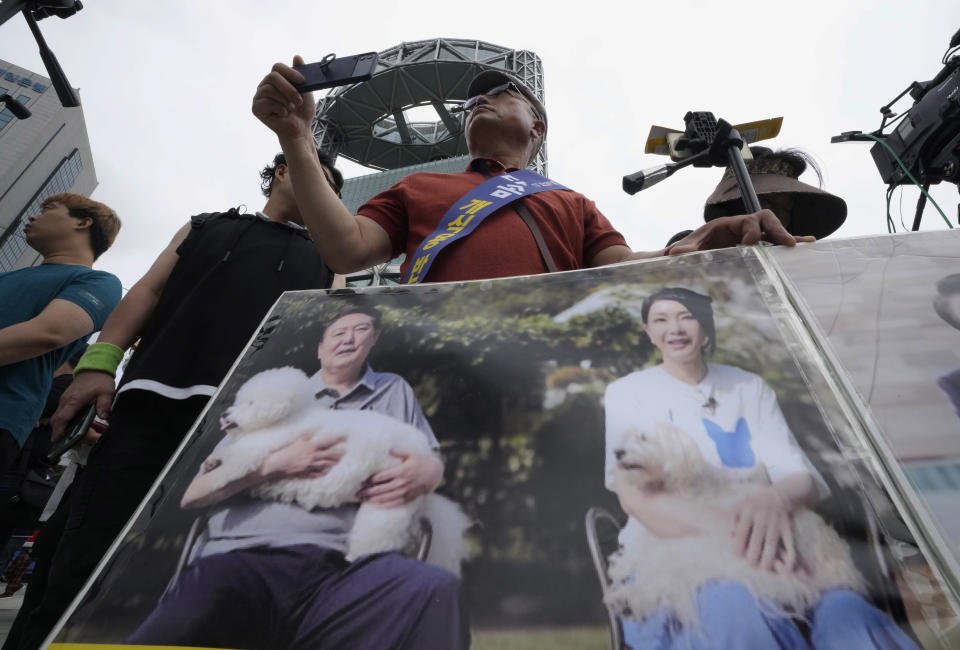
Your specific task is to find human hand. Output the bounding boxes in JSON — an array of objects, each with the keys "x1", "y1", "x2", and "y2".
[
  {"x1": 260, "y1": 434, "x2": 345, "y2": 479},
  {"x1": 357, "y1": 451, "x2": 444, "y2": 508},
  {"x1": 50, "y1": 371, "x2": 116, "y2": 441},
  {"x1": 729, "y1": 486, "x2": 797, "y2": 573},
  {"x1": 251, "y1": 55, "x2": 316, "y2": 142},
  {"x1": 666, "y1": 209, "x2": 815, "y2": 255},
  {"x1": 82, "y1": 428, "x2": 101, "y2": 446}
]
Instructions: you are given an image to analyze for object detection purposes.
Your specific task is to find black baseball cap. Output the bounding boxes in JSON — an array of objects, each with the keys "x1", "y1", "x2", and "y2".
[{"x1": 466, "y1": 70, "x2": 547, "y2": 131}]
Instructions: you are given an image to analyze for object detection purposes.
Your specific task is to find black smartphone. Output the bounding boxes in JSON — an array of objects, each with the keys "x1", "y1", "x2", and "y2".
[
  {"x1": 293, "y1": 52, "x2": 379, "y2": 92},
  {"x1": 46, "y1": 403, "x2": 96, "y2": 464}
]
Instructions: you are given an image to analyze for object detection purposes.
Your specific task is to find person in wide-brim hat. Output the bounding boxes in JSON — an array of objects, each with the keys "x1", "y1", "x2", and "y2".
[{"x1": 704, "y1": 147, "x2": 847, "y2": 240}]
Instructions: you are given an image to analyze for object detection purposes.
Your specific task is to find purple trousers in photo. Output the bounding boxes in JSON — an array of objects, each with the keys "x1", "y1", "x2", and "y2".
[{"x1": 127, "y1": 545, "x2": 466, "y2": 650}]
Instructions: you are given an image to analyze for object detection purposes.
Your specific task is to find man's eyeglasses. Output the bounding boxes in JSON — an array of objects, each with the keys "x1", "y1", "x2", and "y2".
[{"x1": 455, "y1": 82, "x2": 523, "y2": 113}]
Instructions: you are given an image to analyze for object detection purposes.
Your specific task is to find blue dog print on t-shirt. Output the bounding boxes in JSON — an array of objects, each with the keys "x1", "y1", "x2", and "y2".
[{"x1": 702, "y1": 417, "x2": 755, "y2": 468}]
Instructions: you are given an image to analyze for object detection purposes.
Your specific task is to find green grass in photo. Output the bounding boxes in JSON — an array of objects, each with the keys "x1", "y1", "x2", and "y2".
[{"x1": 472, "y1": 626, "x2": 608, "y2": 650}]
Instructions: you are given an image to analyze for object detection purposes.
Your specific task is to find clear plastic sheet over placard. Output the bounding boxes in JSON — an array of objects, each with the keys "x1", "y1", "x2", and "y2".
[
  {"x1": 44, "y1": 246, "x2": 960, "y2": 649},
  {"x1": 760, "y1": 241, "x2": 960, "y2": 647}
]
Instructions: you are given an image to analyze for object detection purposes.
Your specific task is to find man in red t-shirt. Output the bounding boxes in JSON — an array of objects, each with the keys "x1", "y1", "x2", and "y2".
[{"x1": 253, "y1": 57, "x2": 806, "y2": 283}]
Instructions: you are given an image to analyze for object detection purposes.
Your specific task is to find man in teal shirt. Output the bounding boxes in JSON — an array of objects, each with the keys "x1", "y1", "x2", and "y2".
[{"x1": 0, "y1": 193, "x2": 122, "y2": 473}]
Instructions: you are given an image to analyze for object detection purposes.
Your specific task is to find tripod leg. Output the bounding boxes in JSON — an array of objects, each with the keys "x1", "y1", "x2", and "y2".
[
  {"x1": 911, "y1": 183, "x2": 930, "y2": 231},
  {"x1": 726, "y1": 146, "x2": 762, "y2": 214}
]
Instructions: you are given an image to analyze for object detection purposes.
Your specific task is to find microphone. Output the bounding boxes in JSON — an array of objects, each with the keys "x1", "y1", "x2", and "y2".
[
  {"x1": 702, "y1": 397, "x2": 717, "y2": 412},
  {"x1": 0, "y1": 94, "x2": 31, "y2": 120}
]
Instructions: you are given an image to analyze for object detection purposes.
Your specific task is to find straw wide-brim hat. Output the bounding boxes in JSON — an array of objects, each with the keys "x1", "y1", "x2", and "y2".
[{"x1": 704, "y1": 172, "x2": 847, "y2": 240}]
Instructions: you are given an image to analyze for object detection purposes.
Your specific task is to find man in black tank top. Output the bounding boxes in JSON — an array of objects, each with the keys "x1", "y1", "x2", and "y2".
[{"x1": 3, "y1": 151, "x2": 343, "y2": 650}]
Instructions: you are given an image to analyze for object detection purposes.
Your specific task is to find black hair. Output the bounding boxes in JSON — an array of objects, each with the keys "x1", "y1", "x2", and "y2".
[
  {"x1": 259, "y1": 149, "x2": 344, "y2": 198},
  {"x1": 320, "y1": 304, "x2": 383, "y2": 339},
  {"x1": 745, "y1": 146, "x2": 823, "y2": 187},
  {"x1": 934, "y1": 273, "x2": 960, "y2": 330},
  {"x1": 640, "y1": 287, "x2": 717, "y2": 356}
]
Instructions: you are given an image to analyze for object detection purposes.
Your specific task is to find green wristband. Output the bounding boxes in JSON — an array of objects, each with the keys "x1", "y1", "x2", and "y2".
[{"x1": 73, "y1": 342, "x2": 125, "y2": 377}]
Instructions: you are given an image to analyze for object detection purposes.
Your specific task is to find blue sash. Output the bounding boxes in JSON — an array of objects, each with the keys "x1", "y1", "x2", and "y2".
[{"x1": 401, "y1": 169, "x2": 571, "y2": 284}]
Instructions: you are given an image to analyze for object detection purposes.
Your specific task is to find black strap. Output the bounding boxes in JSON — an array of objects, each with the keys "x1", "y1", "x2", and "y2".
[
  {"x1": 0, "y1": 433, "x2": 35, "y2": 510},
  {"x1": 14, "y1": 434, "x2": 34, "y2": 481},
  {"x1": 189, "y1": 207, "x2": 243, "y2": 229},
  {"x1": 514, "y1": 201, "x2": 558, "y2": 273},
  {"x1": 477, "y1": 167, "x2": 559, "y2": 273}
]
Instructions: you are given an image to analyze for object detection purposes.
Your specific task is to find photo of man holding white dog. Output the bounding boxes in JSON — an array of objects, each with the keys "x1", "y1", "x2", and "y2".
[{"x1": 125, "y1": 305, "x2": 467, "y2": 650}]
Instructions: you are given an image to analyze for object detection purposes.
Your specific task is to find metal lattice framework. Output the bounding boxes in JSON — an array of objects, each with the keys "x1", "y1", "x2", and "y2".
[{"x1": 313, "y1": 38, "x2": 547, "y2": 174}]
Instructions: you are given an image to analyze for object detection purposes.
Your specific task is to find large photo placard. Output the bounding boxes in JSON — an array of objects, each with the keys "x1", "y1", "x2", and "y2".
[{"x1": 46, "y1": 247, "x2": 959, "y2": 649}]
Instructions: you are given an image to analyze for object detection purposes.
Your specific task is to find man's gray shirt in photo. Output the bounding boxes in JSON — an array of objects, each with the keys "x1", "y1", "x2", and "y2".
[{"x1": 192, "y1": 367, "x2": 437, "y2": 560}]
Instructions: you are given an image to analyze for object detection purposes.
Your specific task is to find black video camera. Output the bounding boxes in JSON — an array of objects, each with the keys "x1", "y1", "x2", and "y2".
[
  {"x1": 838, "y1": 28, "x2": 960, "y2": 188},
  {"x1": 872, "y1": 60, "x2": 960, "y2": 186}
]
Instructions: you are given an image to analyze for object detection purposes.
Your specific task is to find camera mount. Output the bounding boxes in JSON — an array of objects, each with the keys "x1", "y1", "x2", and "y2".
[{"x1": 623, "y1": 111, "x2": 763, "y2": 214}]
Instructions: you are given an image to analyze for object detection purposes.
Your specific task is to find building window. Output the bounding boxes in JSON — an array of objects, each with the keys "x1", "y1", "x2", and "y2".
[
  {"x1": 0, "y1": 149, "x2": 84, "y2": 271},
  {"x1": 0, "y1": 92, "x2": 29, "y2": 132}
]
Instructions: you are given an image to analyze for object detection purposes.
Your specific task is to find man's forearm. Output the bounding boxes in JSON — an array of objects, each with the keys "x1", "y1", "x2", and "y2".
[
  {"x1": 590, "y1": 244, "x2": 669, "y2": 268},
  {"x1": 628, "y1": 248, "x2": 670, "y2": 262},
  {"x1": 281, "y1": 135, "x2": 385, "y2": 273},
  {"x1": 0, "y1": 322, "x2": 72, "y2": 366},
  {"x1": 93, "y1": 281, "x2": 163, "y2": 352},
  {"x1": 181, "y1": 464, "x2": 268, "y2": 509},
  {"x1": 0, "y1": 298, "x2": 95, "y2": 366},
  {"x1": 0, "y1": 283, "x2": 161, "y2": 366}
]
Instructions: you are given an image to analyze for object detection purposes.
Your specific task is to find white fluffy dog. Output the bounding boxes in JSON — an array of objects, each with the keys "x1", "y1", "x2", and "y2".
[
  {"x1": 205, "y1": 366, "x2": 471, "y2": 575},
  {"x1": 606, "y1": 422, "x2": 866, "y2": 626}
]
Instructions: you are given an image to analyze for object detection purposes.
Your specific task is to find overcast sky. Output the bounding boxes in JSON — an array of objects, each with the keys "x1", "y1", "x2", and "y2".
[{"x1": 3, "y1": 0, "x2": 958, "y2": 288}]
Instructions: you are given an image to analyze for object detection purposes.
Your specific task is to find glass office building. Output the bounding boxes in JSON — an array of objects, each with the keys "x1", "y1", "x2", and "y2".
[{"x1": 0, "y1": 59, "x2": 97, "y2": 271}]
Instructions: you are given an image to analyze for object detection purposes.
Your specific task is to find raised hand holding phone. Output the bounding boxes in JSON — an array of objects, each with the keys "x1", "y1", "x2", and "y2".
[{"x1": 292, "y1": 52, "x2": 378, "y2": 92}]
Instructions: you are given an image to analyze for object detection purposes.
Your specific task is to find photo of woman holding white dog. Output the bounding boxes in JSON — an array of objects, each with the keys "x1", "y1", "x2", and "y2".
[{"x1": 604, "y1": 287, "x2": 920, "y2": 650}]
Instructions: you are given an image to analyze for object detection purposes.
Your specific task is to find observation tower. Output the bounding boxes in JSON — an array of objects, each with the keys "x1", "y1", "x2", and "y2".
[{"x1": 314, "y1": 38, "x2": 546, "y2": 175}]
